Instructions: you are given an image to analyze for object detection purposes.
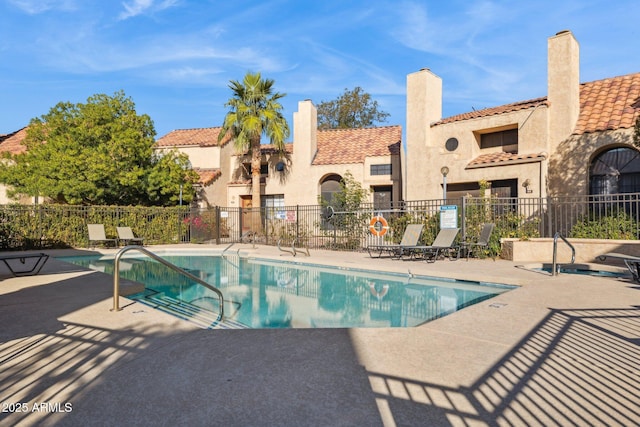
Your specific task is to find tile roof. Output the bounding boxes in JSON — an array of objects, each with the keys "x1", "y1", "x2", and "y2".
[
  {"x1": 467, "y1": 152, "x2": 547, "y2": 169},
  {"x1": 575, "y1": 72, "x2": 640, "y2": 134},
  {"x1": 231, "y1": 143, "x2": 293, "y2": 157},
  {"x1": 0, "y1": 127, "x2": 28, "y2": 155},
  {"x1": 433, "y1": 98, "x2": 548, "y2": 126},
  {"x1": 433, "y1": 72, "x2": 640, "y2": 135},
  {"x1": 194, "y1": 168, "x2": 221, "y2": 186},
  {"x1": 312, "y1": 125, "x2": 402, "y2": 165},
  {"x1": 155, "y1": 127, "x2": 231, "y2": 148}
]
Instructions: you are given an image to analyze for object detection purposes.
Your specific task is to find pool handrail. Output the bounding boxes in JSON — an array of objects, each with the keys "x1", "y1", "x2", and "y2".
[
  {"x1": 552, "y1": 232, "x2": 576, "y2": 276},
  {"x1": 111, "y1": 246, "x2": 224, "y2": 321}
]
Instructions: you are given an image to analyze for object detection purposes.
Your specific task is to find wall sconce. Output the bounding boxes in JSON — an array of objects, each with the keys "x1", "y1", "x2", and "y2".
[
  {"x1": 440, "y1": 166, "x2": 449, "y2": 201},
  {"x1": 522, "y1": 179, "x2": 533, "y2": 194}
]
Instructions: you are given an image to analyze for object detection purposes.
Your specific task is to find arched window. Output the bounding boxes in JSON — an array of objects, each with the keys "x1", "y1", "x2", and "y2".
[
  {"x1": 589, "y1": 147, "x2": 640, "y2": 195},
  {"x1": 320, "y1": 174, "x2": 342, "y2": 205}
]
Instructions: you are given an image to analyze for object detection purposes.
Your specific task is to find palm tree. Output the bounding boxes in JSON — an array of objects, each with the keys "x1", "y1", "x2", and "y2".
[{"x1": 219, "y1": 72, "x2": 290, "y2": 215}]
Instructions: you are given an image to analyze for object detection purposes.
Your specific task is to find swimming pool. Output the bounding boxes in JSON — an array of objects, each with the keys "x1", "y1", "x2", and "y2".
[{"x1": 58, "y1": 253, "x2": 516, "y2": 329}]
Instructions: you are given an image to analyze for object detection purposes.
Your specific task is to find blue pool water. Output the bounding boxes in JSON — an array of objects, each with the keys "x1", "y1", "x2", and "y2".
[{"x1": 57, "y1": 253, "x2": 515, "y2": 329}]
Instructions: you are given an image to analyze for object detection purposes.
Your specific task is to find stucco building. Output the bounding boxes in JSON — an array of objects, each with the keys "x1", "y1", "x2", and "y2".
[
  {"x1": 406, "y1": 30, "x2": 640, "y2": 202},
  {"x1": 157, "y1": 100, "x2": 403, "y2": 210}
]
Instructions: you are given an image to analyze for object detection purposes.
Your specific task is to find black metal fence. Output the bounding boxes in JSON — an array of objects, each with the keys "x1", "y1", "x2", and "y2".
[
  {"x1": 190, "y1": 192, "x2": 640, "y2": 253},
  {"x1": 1, "y1": 192, "x2": 639, "y2": 251}
]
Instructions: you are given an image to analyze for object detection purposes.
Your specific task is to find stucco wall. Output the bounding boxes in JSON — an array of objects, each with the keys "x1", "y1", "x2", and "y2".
[{"x1": 547, "y1": 128, "x2": 634, "y2": 197}]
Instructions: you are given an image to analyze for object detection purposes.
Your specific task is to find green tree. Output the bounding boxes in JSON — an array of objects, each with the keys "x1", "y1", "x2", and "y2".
[
  {"x1": 0, "y1": 91, "x2": 198, "y2": 206},
  {"x1": 332, "y1": 170, "x2": 369, "y2": 211},
  {"x1": 317, "y1": 87, "x2": 390, "y2": 130},
  {"x1": 634, "y1": 114, "x2": 640, "y2": 147},
  {"x1": 219, "y1": 72, "x2": 290, "y2": 211}
]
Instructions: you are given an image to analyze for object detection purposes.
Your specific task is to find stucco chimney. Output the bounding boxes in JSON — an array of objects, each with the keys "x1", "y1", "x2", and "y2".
[
  {"x1": 293, "y1": 99, "x2": 317, "y2": 165},
  {"x1": 405, "y1": 68, "x2": 442, "y2": 201},
  {"x1": 548, "y1": 30, "x2": 580, "y2": 145}
]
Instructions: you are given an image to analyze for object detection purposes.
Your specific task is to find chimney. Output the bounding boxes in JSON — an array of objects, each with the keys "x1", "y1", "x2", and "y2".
[
  {"x1": 548, "y1": 30, "x2": 580, "y2": 145},
  {"x1": 293, "y1": 99, "x2": 317, "y2": 165},
  {"x1": 405, "y1": 68, "x2": 442, "y2": 200}
]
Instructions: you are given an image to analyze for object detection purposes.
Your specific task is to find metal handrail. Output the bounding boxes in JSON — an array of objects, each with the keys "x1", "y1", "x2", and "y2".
[
  {"x1": 111, "y1": 246, "x2": 224, "y2": 321},
  {"x1": 552, "y1": 232, "x2": 576, "y2": 276}
]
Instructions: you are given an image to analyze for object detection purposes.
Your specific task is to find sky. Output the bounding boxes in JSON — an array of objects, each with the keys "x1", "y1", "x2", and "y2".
[{"x1": 1, "y1": 0, "x2": 639, "y2": 141}]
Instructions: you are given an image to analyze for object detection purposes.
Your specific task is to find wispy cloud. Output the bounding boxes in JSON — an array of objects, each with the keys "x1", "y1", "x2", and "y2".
[
  {"x1": 7, "y1": 0, "x2": 77, "y2": 14},
  {"x1": 118, "y1": 0, "x2": 180, "y2": 20}
]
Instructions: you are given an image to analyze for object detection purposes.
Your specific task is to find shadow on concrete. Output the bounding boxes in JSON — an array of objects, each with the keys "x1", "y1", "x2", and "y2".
[
  {"x1": 1, "y1": 252, "x2": 639, "y2": 425},
  {"x1": 369, "y1": 306, "x2": 640, "y2": 426}
]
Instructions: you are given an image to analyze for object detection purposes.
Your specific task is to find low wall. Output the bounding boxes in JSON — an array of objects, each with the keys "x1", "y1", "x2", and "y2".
[{"x1": 501, "y1": 238, "x2": 640, "y2": 263}]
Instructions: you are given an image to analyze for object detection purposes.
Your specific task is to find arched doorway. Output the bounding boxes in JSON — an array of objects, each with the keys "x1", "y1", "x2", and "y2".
[
  {"x1": 589, "y1": 147, "x2": 640, "y2": 195},
  {"x1": 320, "y1": 174, "x2": 342, "y2": 206}
]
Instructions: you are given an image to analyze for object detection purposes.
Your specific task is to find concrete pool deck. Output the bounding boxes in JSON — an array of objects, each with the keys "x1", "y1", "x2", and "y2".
[{"x1": 0, "y1": 244, "x2": 638, "y2": 426}]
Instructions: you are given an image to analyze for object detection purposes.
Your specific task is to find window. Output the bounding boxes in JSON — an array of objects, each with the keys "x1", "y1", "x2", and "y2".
[
  {"x1": 241, "y1": 163, "x2": 269, "y2": 179},
  {"x1": 370, "y1": 164, "x2": 392, "y2": 175},
  {"x1": 590, "y1": 147, "x2": 640, "y2": 195},
  {"x1": 480, "y1": 128, "x2": 518, "y2": 153},
  {"x1": 262, "y1": 194, "x2": 285, "y2": 220}
]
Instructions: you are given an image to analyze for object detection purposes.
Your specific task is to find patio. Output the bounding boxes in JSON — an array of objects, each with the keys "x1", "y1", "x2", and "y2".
[{"x1": 0, "y1": 245, "x2": 638, "y2": 426}]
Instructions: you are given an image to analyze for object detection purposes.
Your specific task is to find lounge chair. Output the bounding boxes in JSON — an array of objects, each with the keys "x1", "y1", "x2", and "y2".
[
  {"x1": 403, "y1": 228, "x2": 460, "y2": 262},
  {"x1": 87, "y1": 224, "x2": 118, "y2": 248},
  {"x1": 0, "y1": 252, "x2": 49, "y2": 277},
  {"x1": 461, "y1": 223, "x2": 495, "y2": 260},
  {"x1": 117, "y1": 226, "x2": 144, "y2": 246},
  {"x1": 367, "y1": 224, "x2": 424, "y2": 258},
  {"x1": 597, "y1": 252, "x2": 640, "y2": 283}
]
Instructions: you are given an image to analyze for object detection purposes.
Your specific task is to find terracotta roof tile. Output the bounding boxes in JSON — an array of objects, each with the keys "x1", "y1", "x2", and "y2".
[
  {"x1": 260, "y1": 143, "x2": 293, "y2": 154},
  {"x1": 467, "y1": 152, "x2": 547, "y2": 168},
  {"x1": 194, "y1": 168, "x2": 221, "y2": 186},
  {"x1": 232, "y1": 143, "x2": 293, "y2": 157},
  {"x1": 156, "y1": 127, "x2": 231, "y2": 148},
  {"x1": 312, "y1": 125, "x2": 402, "y2": 165},
  {"x1": 433, "y1": 98, "x2": 548, "y2": 126},
  {"x1": 575, "y1": 72, "x2": 640, "y2": 134},
  {"x1": 0, "y1": 127, "x2": 28, "y2": 155},
  {"x1": 434, "y1": 72, "x2": 640, "y2": 135}
]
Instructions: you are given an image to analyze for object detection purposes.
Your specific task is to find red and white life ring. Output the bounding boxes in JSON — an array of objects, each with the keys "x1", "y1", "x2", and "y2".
[{"x1": 369, "y1": 216, "x2": 389, "y2": 237}]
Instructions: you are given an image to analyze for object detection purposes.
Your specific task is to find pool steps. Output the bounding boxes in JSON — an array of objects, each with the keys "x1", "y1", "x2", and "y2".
[{"x1": 133, "y1": 291, "x2": 248, "y2": 329}]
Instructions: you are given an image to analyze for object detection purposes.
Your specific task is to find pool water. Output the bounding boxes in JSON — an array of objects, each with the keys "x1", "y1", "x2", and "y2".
[{"x1": 58, "y1": 254, "x2": 515, "y2": 329}]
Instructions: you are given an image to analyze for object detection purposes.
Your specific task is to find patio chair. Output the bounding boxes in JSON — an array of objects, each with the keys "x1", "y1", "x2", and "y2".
[
  {"x1": 597, "y1": 252, "x2": 640, "y2": 283},
  {"x1": 87, "y1": 224, "x2": 118, "y2": 248},
  {"x1": 403, "y1": 228, "x2": 460, "y2": 262},
  {"x1": 461, "y1": 223, "x2": 495, "y2": 260},
  {"x1": 367, "y1": 224, "x2": 424, "y2": 258},
  {"x1": 117, "y1": 226, "x2": 144, "y2": 246},
  {"x1": 0, "y1": 252, "x2": 49, "y2": 277}
]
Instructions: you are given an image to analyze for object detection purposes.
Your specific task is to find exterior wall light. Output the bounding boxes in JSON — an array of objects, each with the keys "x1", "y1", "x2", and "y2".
[{"x1": 441, "y1": 166, "x2": 449, "y2": 201}]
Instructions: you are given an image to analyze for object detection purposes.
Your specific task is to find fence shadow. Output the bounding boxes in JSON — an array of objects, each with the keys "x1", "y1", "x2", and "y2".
[{"x1": 369, "y1": 306, "x2": 640, "y2": 426}]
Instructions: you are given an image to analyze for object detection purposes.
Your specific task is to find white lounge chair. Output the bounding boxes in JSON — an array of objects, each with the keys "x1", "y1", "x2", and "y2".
[
  {"x1": 87, "y1": 224, "x2": 118, "y2": 248},
  {"x1": 117, "y1": 227, "x2": 144, "y2": 246},
  {"x1": 403, "y1": 228, "x2": 460, "y2": 262},
  {"x1": 367, "y1": 224, "x2": 424, "y2": 258}
]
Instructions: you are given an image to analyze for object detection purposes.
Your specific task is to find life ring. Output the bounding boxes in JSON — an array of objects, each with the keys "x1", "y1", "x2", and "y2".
[
  {"x1": 369, "y1": 216, "x2": 389, "y2": 237},
  {"x1": 369, "y1": 282, "x2": 389, "y2": 300}
]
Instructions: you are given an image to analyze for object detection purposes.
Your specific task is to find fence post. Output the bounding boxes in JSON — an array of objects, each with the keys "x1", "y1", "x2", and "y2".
[
  {"x1": 238, "y1": 206, "x2": 243, "y2": 242},
  {"x1": 296, "y1": 205, "x2": 300, "y2": 242},
  {"x1": 215, "y1": 206, "x2": 221, "y2": 245},
  {"x1": 461, "y1": 196, "x2": 467, "y2": 241}
]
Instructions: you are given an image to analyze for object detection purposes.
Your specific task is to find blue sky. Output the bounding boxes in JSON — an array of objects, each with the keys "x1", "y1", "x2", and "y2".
[{"x1": 1, "y1": 0, "x2": 638, "y2": 139}]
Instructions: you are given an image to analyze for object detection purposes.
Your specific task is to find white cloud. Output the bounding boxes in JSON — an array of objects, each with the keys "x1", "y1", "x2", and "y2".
[
  {"x1": 7, "y1": 0, "x2": 77, "y2": 14},
  {"x1": 118, "y1": 0, "x2": 180, "y2": 20}
]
